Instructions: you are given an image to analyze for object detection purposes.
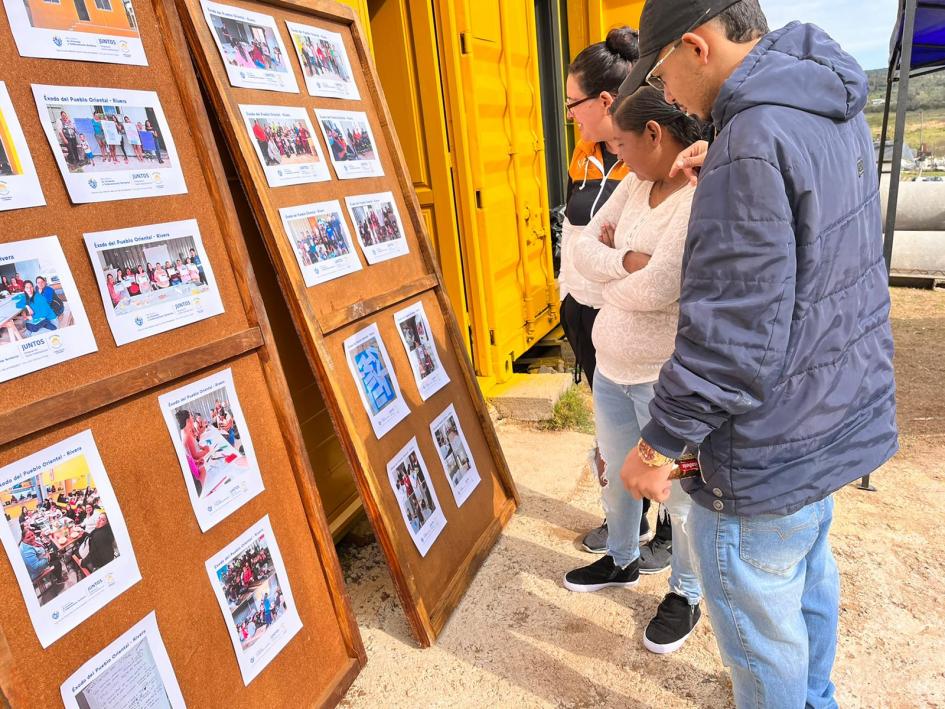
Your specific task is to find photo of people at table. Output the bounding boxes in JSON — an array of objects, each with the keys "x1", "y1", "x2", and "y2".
[
  {"x1": 0, "y1": 430, "x2": 139, "y2": 648},
  {"x1": 386, "y1": 439, "x2": 446, "y2": 557},
  {"x1": 1, "y1": 462, "x2": 117, "y2": 607},
  {"x1": 160, "y1": 368, "x2": 263, "y2": 531},
  {"x1": 215, "y1": 539, "x2": 287, "y2": 651},
  {"x1": 42, "y1": 103, "x2": 172, "y2": 174},
  {"x1": 93, "y1": 236, "x2": 209, "y2": 312},
  {"x1": 205, "y1": 516, "x2": 300, "y2": 685},
  {"x1": 0, "y1": 258, "x2": 75, "y2": 345}
]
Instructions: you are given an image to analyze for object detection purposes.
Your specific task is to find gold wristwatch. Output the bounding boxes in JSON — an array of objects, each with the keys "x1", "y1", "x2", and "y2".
[{"x1": 637, "y1": 439, "x2": 673, "y2": 467}]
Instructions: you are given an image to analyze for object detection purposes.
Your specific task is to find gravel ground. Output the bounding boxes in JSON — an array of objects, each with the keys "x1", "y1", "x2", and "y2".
[{"x1": 338, "y1": 287, "x2": 945, "y2": 708}]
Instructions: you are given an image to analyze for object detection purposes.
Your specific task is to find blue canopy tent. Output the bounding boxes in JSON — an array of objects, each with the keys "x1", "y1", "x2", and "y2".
[
  {"x1": 866, "y1": 0, "x2": 945, "y2": 491},
  {"x1": 878, "y1": 0, "x2": 945, "y2": 261}
]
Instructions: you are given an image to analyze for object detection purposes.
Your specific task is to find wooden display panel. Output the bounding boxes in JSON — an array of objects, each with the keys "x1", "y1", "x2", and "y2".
[
  {"x1": 174, "y1": 0, "x2": 520, "y2": 646},
  {"x1": 0, "y1": 0, "x2": 364, "y2": 704}
]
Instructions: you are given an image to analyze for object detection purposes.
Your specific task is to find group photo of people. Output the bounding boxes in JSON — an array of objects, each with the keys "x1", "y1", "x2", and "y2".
[
  {"x1": 397, "y1": 312, "x2": 438, "y2": 381},
  {"x1": 209, "y1": 13, "x2": 288, "y2": 73},
  {"x1": 170, "y1": 384, "x2": 247, "y2": 498},
  {"x1": 44, "y1": 103, "x2": 170, "y2": 173},
  {"x1": 433, "y1": 414, "x2": 474, "y2": 489},
  {"x1": 292, "y1": 32, "x2": 349, "y2": 83},
  {"x1": 392, "y1": 451, "x2": 437, "y2": 535},
  {"x1": 318, "y1": 115, "x2": 376, "y2": 162},
  {"x1": 93, "y1": 235, "x2": 210, "y2": 314},
  {"x1": 249, "y1": 116, "x2": 317, "y2": 167},
  {"x1": 285, "y1": 208, "x2": 353, "y2": 266},
  {"x1": 0, "y1": 258, "x2": 74, "y2": 344},
  {"x1": 1, "y1": 462, "x2": 118, "y2": 606},
  {"x1": 349, "y1": 199, "x2": 403, "y2": 247},
  {"x1": 216, "y1": 539, "x2": 287, "y2": 650}
]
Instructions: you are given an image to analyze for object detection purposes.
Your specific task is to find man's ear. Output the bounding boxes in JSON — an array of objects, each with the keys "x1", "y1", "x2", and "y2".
[{"x1": 682, "y1": 31, "x2": 711, "y2": 65}]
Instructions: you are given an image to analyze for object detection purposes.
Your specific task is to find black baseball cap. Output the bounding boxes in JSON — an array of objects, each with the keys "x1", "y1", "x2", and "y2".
[{"x1": 620, "y1": 0, "x2": 741, "y2": 97}]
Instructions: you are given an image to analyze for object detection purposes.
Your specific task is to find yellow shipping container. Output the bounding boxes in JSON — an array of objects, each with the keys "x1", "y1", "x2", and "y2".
[{"x1": 288, "y1": 0, "x2": 646, "y2": 537}]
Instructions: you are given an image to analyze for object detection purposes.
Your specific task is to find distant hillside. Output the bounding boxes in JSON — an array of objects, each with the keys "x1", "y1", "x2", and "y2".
[{"x1": 866, "y1": 67, "x2": 945, "y2": 113}]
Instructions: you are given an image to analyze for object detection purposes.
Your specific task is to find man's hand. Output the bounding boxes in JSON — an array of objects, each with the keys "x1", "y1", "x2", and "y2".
[
  {"x1": 669, "y1": 140, "x2": 708, "y2": 186},
  {"x1": 598, "y1": 223, "x2": 616, "y2": 248},
  {"x1": 622, "y1": 250, "x2": 651, "y2": 274},
  {"x1": 620, "y1": 445, "x2": 673, "y2": 502}
]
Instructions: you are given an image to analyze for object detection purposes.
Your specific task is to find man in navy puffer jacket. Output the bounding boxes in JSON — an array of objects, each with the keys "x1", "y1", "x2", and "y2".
[{"x1": 617, "y1": 1, "x2": 898, "y2": 706}]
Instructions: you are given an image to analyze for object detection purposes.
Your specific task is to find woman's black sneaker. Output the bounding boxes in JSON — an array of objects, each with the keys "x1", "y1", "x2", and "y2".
[
  {"x1": 563, "y1": 554, "x2": 639, "y2": 592},
  {"x1": 580, "y1": 520, "x2": 608, "y2": 553},
  {"x1": 638, "y1": 537, "x2": 672, "y2": 574},
  {"x1": 643, "y1": 592, "x2": 701, "y2": 654}
]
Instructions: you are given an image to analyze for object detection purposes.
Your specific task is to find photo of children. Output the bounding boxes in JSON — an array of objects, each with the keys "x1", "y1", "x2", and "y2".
[
  {"x1": 205, "y1": 516, "x2": 302, "y2": 685},
  {"x1": 386, "y1": 438, "x2": 447, "y2": 557},
  {"x1": 0, "y1": 236, "x2": 97, "y2": 385},
  {"x1": 0, "y1": 430, "x2": 140, "y2": 648},
  {"x1": 430, "y1": 404, "x2": 481, "y2": 507},
  {"x1": 343, "y1": 323, "x2": 410, "y2": 439},
  {"x1": 0, "y1": 82, "x2": 45, "y2": 211},
  {"x1": 32, "y1": 85, "x2": 186, "y2": 203},
  {"x1": 240, "y1": 105, "x2": 330, "y2": 187},
  {"x1": 2, "y1": 0, "x2": 147, "y2": 65},
  {"x1": 62, "y1": 613, "x2": 185, "y2": 709},
  {"x1": 344, "y1": 191, "x2": 409, "y2": 264},
  {"x1": 202, "y1": 0, "x2": 299, "y2": 93},
  {"x1": 279, "y1": 200, "x2": 362, "y2": 286},
  {"x1": 159, "y1": 368, "x2": 264, "y2": 532},
  {"x1": 394, "y1": 301, "x2": 449, "y2": 400},
  {"x1": 315, "y1": 109, "x2": 384, "y2": 179},
  {"x1": 84, "y1": 219, "x2": 225, "y2": 346},
  {"x1": 286, "y1": 21, "x2": 359, "y2": 99}
]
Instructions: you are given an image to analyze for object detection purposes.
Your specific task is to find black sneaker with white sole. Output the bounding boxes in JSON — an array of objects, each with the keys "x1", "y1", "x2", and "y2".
[
  {"x1": 643, "y1": 592, "x2": 701, "y2": 654},
  {"x1": 580, "y1": 520, "x2": 608, "y2": 553},
  {"x1": 638, "y1": 537, "x2": 672, "y2": 574},
  {"x1": 563, "y1": 554, "x2": 639, "y2": 592}
]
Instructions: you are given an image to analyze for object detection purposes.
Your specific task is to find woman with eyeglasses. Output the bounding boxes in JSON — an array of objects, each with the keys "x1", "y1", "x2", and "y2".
[{"x1": 562, "y1": 27, "x2": 671, "y2": 562}]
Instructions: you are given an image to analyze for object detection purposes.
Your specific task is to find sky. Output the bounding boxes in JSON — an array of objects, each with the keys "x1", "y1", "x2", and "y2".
[{"x1": 761, "y1": 0, "x2": 899, "y2": 70}]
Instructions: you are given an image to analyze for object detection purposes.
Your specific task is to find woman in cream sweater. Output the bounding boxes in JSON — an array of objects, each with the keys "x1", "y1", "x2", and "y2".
[{"x1": 564, "y1": 87, "x2": 706, "y2": 656}]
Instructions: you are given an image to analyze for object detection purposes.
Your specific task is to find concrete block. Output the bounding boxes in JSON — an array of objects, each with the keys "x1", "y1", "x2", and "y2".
[{"x1": 488, "y1": 372, "x2": 574, "y2": 422}]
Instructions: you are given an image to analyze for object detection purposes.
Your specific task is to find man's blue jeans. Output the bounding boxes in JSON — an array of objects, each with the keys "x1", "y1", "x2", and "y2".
[
  {"x1": 687, "y1": 496, "x2": 840, "y2": 708},
  {"x1": 594, "y1": 370, "x2": 701, "y2": 604}
]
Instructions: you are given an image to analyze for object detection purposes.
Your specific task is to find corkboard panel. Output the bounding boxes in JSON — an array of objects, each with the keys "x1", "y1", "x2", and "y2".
[
  {"x1": 327, "y1": 290, "x2": 516, "y2": 609},
  {"x1": 0, "y1": 353, "x2": 357, "y2": 707},
  {"x1": 174, "y1": 0, "x2": 520, "y2": 646},
  {"x1": 174, "y1": 0, "x2": 429, "y2": 328},
  {"x1": 0, "y1": 3, "x2": 252, "y2": 418}
]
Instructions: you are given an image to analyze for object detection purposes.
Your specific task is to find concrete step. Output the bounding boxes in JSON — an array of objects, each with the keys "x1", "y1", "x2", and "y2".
[{"x1": 488, "y1": 372, "x2": 574, "y2": 422}]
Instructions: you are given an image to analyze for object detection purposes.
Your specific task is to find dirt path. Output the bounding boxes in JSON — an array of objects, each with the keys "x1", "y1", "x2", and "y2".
[{"x1": 338, "y1": 288, "x2": 945, "y2": 708}]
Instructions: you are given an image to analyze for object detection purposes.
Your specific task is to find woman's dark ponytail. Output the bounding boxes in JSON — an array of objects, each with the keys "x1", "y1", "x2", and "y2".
[
  {"x1": 569, "y1": 26, "x2": 640, "y2": 98},
  {"x1": 612, "y1": 87, "x2": 705, "y2": 147}
]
